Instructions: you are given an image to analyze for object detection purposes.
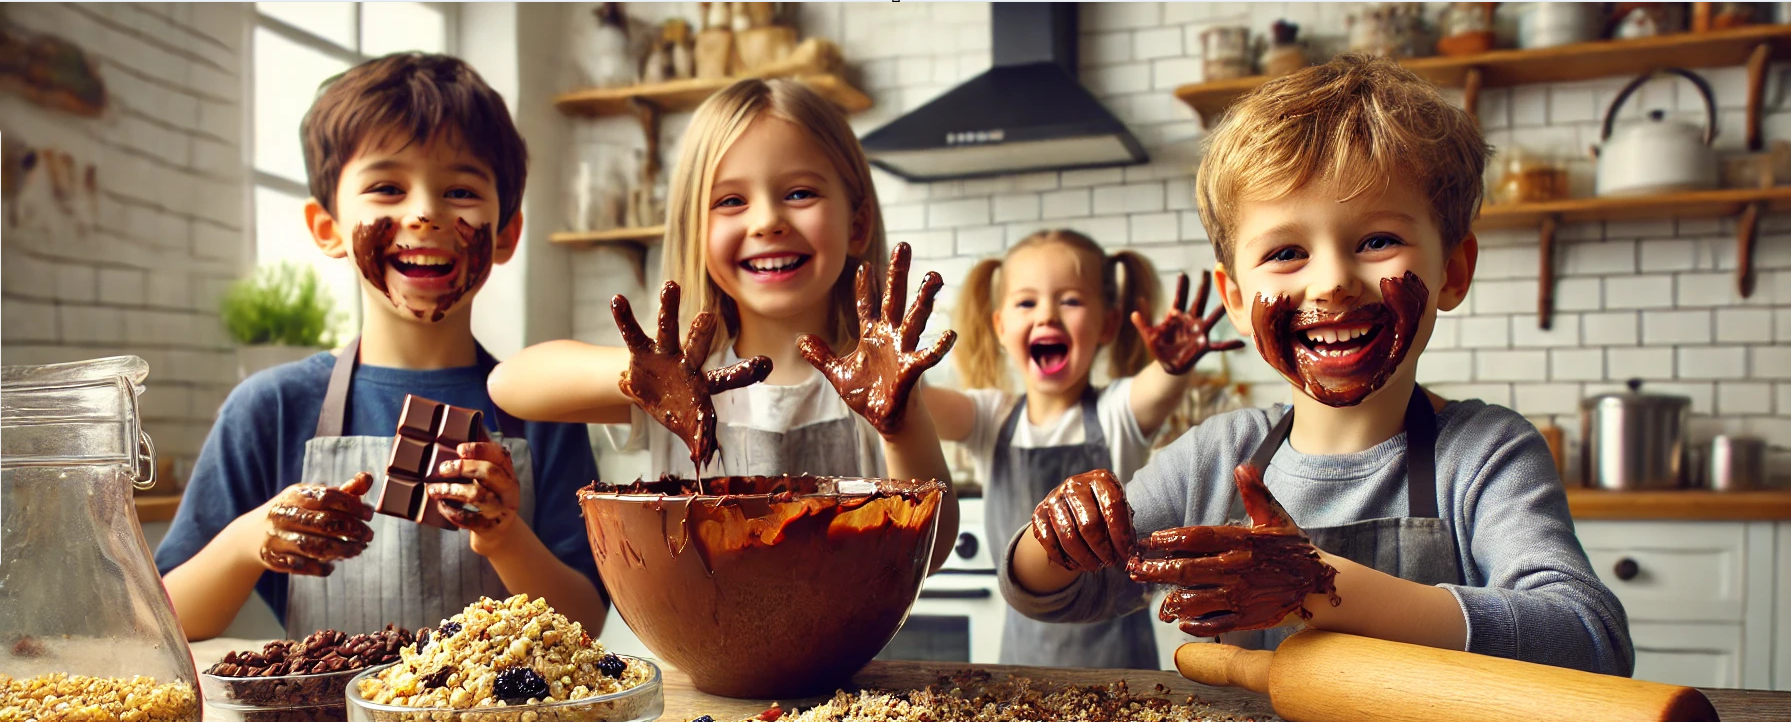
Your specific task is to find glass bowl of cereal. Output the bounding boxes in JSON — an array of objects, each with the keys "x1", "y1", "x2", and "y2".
[{"x1": 345, "y1": 595, "x2": 663, "y2": 722}]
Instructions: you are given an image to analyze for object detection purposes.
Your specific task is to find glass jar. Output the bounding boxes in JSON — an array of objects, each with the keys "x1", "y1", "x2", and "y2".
[{"x1": 0, "y1": 356, "x2": 200, "y2": 719}]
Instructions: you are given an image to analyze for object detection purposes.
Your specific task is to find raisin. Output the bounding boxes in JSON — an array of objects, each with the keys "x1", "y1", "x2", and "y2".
[
  {"x1": 438, "y1": 621, "x2": 463, "y2": 638},
  {"x1": 493, "y1": 666, "x2": 547, "y2": 704},
  {"x1": 596, "y1": 653, "x2": 626, "y2": 678},
  {"x1": 692, "y1": 717, "x2": 715, "y2": 722},
  {"x1": 421, "y1": 666, "x2": 453, "y2": 689}
]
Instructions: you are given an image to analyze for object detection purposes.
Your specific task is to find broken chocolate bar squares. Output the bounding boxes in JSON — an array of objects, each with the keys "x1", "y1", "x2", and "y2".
[{"x1": 379, "y1": 394, "x2": 489, "y2": 529}]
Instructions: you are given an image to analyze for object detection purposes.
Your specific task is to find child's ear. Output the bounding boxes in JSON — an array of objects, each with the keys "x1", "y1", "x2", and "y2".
[
  {"x1": 847, "y1": 202, "x2": 873, "y2": 256},
  {"x1": 494, "y1": 211, "x2": 523, "y2": 265},
  {"x1": 306, "y1": 199, "x2": 347, "y2": 259},
  {"x1": 1214, "y1": 262, "x2": 1252, "y2": 339},
  {"x1": 1436, "y1": 233, "x2": 1478, "y2": 313}
]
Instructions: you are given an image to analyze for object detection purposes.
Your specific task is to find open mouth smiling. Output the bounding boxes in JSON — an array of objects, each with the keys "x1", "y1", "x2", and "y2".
[
  {"x1": 1027, "y1": 331, "x2": 1072, "y2": 377},
  {"x1": 389, "y1": 249, "x2": 459, "y2": 279},
  {"x1": 1251, "y1": 271, "x2": 1429, "y2": 407},
  {"x1": 739, "y1": 253, "x2": 811, "y2": 278}
]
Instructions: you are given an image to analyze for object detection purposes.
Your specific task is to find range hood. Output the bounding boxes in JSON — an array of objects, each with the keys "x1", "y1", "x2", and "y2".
[{"x1": 858, "y1": 3, "x2": 1148, "y2": 182}]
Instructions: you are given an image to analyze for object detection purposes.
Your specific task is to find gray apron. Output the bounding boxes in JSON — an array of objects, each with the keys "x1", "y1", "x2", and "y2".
[
  {"x1": 714, "y1": 417, "x2": 865, "y2": 477},
  {"x1": 1218, "y1": 384, "x2": 1461, "y2": 650},
  {"x1": 286, "y1": 337, "x2": 537, "y2": 635},
  {"x1": 992, "y1": 389, "x2": 1159, "y2": 669}
]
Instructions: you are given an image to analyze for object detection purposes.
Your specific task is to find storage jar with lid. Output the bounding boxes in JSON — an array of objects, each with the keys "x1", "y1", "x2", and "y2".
[{"x1": 0, "y1": 356, "x2": 200, "y2": 719}]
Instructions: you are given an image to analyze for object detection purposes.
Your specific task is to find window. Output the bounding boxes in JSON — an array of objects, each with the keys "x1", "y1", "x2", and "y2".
[{"x1": 251, "y1": 3, "x2": 455, "y2": 339}]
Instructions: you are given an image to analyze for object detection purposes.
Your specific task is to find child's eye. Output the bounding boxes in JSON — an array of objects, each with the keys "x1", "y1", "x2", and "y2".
[
  {"x1": 1015, "y1": 299, "x2": 1036, "y2": 309},
  {"x1": 713, "y1": 196, "x2": 745, "y2": 209},
  {"x1": 367, "y1": 183, "x2": 403, "y2": 196},
  {"x1": 1360, "y1": 235, "x2": 1405, "y2": 252},
  {"x1": 1265, "y1": 246, "x2": 1306, "y2": 263},
  {"x1": 1061, "y1": 297, "x2": 1084, "y2": 307},
  {"x1": 785, "y1": 189, "x2": 818, "y2": 201},
  {"x1": 445, "y1": 188, "x2": 480, "y2": 200}
]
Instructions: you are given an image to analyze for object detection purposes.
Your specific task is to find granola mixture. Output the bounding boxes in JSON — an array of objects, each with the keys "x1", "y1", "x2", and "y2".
[
  {"x1": 0, "y1": 673, "x2": 198, "y2": 722},
  {"x1": 693, "y1": 670, "x2": 1271, "y2": 722},
  {"x1": 356, "y1": 594, "x2": 650, "y2": 708}
]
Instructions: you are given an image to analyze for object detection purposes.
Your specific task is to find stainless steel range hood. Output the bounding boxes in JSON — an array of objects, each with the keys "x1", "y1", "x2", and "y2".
[{"x1": 858, "y1": 3, "x2": 1148, "y2": 183}]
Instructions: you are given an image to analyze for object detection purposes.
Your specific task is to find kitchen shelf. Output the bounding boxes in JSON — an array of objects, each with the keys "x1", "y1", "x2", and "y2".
[
  {"x1": 549, "y1": 225, "x2": 665, "y2": 247},
  {"x1": 553, "y1": 73, "x2": 872, "y2": 118},
  {"x1": 1565, "y1": 488, "x2": 1791, "y2": 521},
  {"x1": 1174, "y1": 24, "x2": 1791, "y2": 128},
  {"x1": 1478, "y1": 186, "x2": 1791, "y2": 329}
]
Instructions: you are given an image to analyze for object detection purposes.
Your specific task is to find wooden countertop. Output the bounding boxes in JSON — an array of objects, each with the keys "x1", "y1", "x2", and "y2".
[{"x1": 1565, "y1": 488, "x2": 1791, "y2": 521}]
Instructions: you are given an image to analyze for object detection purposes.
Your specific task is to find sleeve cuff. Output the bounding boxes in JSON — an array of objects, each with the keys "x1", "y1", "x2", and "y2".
[{"x1": 1444, "y1": 584, "x2": 1519, "y2": 659}]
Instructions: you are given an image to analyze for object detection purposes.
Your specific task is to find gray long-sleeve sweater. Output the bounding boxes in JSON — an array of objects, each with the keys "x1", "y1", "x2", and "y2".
[{"x1": 998, "y1": 400, "x2": 1635, "y2": 676}]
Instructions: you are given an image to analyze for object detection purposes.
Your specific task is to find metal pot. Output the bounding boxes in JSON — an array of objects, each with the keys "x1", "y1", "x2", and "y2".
[
  {"x1": 1580, "y1": 379, "x2": 1691, "y2": 490},
  {"x1": 1594, "y1": 68, "x2": 1719, "y2": 197},
  {"x1": 1699, "y1": 435, "x2": 1767, "y2": 491}
]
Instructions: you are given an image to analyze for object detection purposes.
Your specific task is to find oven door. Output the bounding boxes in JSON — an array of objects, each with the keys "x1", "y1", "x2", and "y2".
[{"x1": 878, "y1": 571, "x2": 1007, "y2": 664}]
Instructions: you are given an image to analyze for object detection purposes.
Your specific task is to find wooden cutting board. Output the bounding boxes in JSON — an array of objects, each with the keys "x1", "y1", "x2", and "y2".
[{"x1": 660, "y1": 659, "x2": 1283, "y2": 721}]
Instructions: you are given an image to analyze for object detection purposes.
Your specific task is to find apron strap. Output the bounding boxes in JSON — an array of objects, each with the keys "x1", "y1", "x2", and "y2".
[
  {"x1": 1076, "y1": 385, "x2": 1107, "y2": 448},
  {"x1": 1241, "y1": 384, "x2": 1439, "y2": 518},
  {"x1": 314, "y1": 336, "x2": 527, "y2": 441}
]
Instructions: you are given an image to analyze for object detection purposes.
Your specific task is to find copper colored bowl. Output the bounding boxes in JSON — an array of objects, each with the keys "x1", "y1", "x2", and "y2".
[{"x1": 578, "y1": 476, "x2": 944, "y2": 699}]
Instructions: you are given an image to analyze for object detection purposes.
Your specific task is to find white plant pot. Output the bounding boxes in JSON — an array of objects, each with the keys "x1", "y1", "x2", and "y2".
[{"x1": 235, "y1": 344, "x2": 322, "y2": 381}]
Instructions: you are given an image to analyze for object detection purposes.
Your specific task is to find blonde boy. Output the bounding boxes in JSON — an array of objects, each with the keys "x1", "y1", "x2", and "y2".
[{"x1": 1002, "y1": 55, "x2": 1632, "y2": 675}]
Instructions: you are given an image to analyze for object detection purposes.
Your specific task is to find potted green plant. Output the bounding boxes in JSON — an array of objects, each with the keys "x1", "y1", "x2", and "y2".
[{"x1": 220, "y1": 261, "x2": 343, "y2": 379}]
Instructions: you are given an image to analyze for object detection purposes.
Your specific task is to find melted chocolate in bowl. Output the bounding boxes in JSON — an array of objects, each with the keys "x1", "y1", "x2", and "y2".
[{"x1": 578, "y1": 475, "x2": 944, "y2": 699}]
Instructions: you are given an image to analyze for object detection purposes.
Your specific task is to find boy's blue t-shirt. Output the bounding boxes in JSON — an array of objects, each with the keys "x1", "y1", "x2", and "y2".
[{"x1": 154, "y1": 351, "x2": 602, "y2": 627}]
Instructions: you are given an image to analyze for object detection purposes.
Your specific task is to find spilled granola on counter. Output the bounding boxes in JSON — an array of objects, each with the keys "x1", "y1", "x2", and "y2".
[
  {"x1": 686, "y1": 669, "x2": 1270, "y2": 722},
  {"x1": 355, "y1": 594, "x2": 649, "y2": 708}
]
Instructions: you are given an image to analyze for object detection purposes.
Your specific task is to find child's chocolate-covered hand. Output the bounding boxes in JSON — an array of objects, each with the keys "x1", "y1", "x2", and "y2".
[
  {"x1": 613, "y1": 281, "x2": 773, "y2": 468},
  {"x1": 1127, "y1": 462, "x2": 1340, "y2": 637},
  {"x1": 425, "y1": 441, "x2": 517, "y2": 534},
  {"x1": 797, "y1": 242, "x2": 957, "y2": 437},
  {"x1": 1132, "y1": 270, "x2": 1246, "y2": 375},
  {"x1": 1030, "y1": 469, "x2": 1137, "y2": 573},
  {"x1": 259, "y1": 473, "x2": 377, "y2": 577}
]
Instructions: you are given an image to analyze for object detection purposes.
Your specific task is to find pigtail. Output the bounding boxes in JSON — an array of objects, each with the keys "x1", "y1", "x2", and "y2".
[
  {"x1": 1106, "y1": 250, "x2": 1162, "y2": 379},
  {"x1": 953, "y1": 257, "x2": 1009, "y2": 391}
]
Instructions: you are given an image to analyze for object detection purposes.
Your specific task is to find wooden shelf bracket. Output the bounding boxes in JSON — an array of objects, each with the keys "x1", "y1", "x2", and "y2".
[
  {"x1": 1463, "y1": 66, "x2": 1483, "y2": 122},
  {"x1": 1747, "y1": 42, "x2": 1770, "y2": 152},
  {"x1": 1537, "y1": 214, "x2": 1559, "y2": 330},
  {"x1": 1738, "y1": 201, "x2": 1762, "y2": 298}
]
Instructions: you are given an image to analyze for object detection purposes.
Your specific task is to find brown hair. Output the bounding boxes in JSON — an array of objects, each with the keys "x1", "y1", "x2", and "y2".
[
  {"x1": 302, "y1": 52, "x2": 529, "y2": 228},
  {"x1": 1194, "y1": 54, "x2": 1491, "y2": 271},
  {"x1": 661, "y1": 78, "x2": 886, "y2": 347},
  {"x1": 953, "y1": 230, "x2": 1160, "y2": 392}
]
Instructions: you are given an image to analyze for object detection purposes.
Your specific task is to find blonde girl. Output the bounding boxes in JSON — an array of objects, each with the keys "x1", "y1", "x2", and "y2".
[
  {"x1": 489, "y1": 78, "x2": 958, "y2": 571},
  {"x1": 922, "y1": 229, "x2": 1240, "y2": 669}
]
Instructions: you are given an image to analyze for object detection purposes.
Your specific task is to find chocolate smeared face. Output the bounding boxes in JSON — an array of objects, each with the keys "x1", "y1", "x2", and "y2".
[
  {"x1": 1250, "y1": 271, "x2": 1428, "y2": 407},
  {"x1": 349, "y1": 215, "x2": 497, "y2": 323}
]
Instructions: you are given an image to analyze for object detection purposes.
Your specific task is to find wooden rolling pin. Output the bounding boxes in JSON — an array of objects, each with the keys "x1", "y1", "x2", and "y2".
[{"x1": 1176, "y1": 630, "x2": 1718, "y2": 722}]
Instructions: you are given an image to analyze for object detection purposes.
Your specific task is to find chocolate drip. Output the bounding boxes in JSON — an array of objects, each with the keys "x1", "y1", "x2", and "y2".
[
  {"x1": 1029, "y1": 469, "x2": 1136, "y2": 573},
  {"x1": 430, "y1": 218, "x2": 496, "y2": 322},
  {"x1": 1137, "y1": 271, "x2": 1245, "y2": 375},
  {"x1": 352, "y1": 217, "x2": 399, "y2": 296},
  {"x1": 1249, "y1": 271, "x2": 1428, "y2": 407}
]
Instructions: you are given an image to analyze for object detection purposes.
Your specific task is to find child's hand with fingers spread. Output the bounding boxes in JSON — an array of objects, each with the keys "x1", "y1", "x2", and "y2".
[
  {"x1": 798, "y1": 242, "x2": 957, "y2": 437},
  {"x1": 1127, "y1": 462, "x2": 1341, "y2": 637},
  {"x1": 1131, "y1": 270, "x2": 1246, "y2": 375},
  {"x1": 613, "y1": 281, "x2": 773, "y2": 467},
  {"x1": 424, "y1": 441, "x2": 519, "y2": 539},
  {"x1": 1029, "y1": 469, "x2": 1137, "y2": 573},
  {"x1": 260, "y1": 474, "x2": 376, "y2": 577}
]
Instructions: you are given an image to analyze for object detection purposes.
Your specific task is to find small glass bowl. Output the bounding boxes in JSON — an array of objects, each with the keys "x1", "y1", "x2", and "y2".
[
  {"x1": 344, "y1": 656, "x2": 664, "y2": 722},
  {"x1": 201, "y1": 663, "x2": 394, "y2": 722}
]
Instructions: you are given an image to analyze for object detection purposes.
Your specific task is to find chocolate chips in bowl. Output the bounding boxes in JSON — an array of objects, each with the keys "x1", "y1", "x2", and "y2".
[
  {"x1": 578, "y1": 474, "x2": 946, "y2": 699},
  {"x1": 200, "y1": 625, "x2": 412, "y2": 721}
]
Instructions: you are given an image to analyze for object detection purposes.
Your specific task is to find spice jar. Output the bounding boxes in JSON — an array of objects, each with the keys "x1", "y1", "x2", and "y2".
[
  {"x1": 1438, "y1": 2, "x2": 1498, "y2": 56},
  {"x1": 1492, "y1": 147, "x2": 1570, "y2": 204},
  {"x1": 1202, "y1": 27, "x2": 1253, "y2": 81},
  {"x1": 1261, "y1": 20, "x2": 1308, "y2": 77},
  {"x1": 1, "y1": 356, "x2": 200, "y2": 720}
]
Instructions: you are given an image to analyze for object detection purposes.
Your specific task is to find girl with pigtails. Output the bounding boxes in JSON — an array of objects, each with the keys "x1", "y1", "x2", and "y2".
[{"x1": 922, "y1": 229, "x2": 1242, "y2": 669}]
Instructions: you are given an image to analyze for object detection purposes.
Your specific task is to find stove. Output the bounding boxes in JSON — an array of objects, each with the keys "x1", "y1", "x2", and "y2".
[{"x1": 878, "y1": 497, "x2": 1008, "y2": 663}]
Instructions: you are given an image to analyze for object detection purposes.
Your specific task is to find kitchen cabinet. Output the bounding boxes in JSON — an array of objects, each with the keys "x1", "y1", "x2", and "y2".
[{"x1": 1576, "y1": 519, "x2": 1786, "y2": 690}]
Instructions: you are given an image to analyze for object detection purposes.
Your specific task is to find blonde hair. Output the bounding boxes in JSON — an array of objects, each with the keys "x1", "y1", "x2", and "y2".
[
  {"x1": 1194, "y1": 54, "x2": 1492, "y2": 271},
  {"x1": 661, "y1": 78, "x2": 887, "y2": 347},
  {"x1": 953, "y1": 230, "x2": 1161, "y2": 392}
]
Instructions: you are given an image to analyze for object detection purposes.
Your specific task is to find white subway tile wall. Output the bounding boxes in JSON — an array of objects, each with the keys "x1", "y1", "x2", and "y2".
[
  {"x1": 559, "y1": 2, "x2": 1791, "y2": 478},
  {"x1": 1, "y1": 2, "x2": 249, "y2": 464}
]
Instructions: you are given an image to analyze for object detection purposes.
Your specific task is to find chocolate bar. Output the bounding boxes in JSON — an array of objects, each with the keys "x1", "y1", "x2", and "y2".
[{"x1": 378, "y1": 394, "x2": 489, "y2": 529}]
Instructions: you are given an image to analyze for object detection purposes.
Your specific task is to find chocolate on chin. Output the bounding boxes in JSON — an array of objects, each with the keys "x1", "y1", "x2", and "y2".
[
  {"x1": 379, "y1": 394, "x2": 487, "y2": 529},
  {"x1": 578, "y1": 474, "x2": 945, "y2": 699},
  {"x1": 1250, "y1": 271, "x2": 1428, "y2": 407}
]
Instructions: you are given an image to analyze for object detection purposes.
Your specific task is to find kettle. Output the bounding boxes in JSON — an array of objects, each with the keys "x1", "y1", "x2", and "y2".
[{"x1": 1593, "y1": 68, "x2": 1719, "y2": 197}]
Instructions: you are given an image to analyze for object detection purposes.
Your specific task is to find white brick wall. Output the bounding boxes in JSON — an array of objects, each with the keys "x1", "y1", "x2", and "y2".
[
  {"x1": 557, "y1": 2, "x2": 1791, "y2": 479},
  {"x1": 1, "y1": 3, "x2": 249, "y2": 472}
]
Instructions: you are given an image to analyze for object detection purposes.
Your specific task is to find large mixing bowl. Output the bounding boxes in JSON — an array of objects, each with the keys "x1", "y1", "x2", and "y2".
[{"x1": 578, "y1": 475, "x2": 944, "y2": 698}]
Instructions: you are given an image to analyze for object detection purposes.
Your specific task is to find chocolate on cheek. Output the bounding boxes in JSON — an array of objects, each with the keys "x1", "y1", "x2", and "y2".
[
  {"x1": 429, "y1": 218, "x2": 495, "y2": 322},
  {"x1": 1249, "y1": 271, "x2": 1429, "y2": 408},
  {"x1": 352, "y1": 217, "x2": 399, "y2": 297}
]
